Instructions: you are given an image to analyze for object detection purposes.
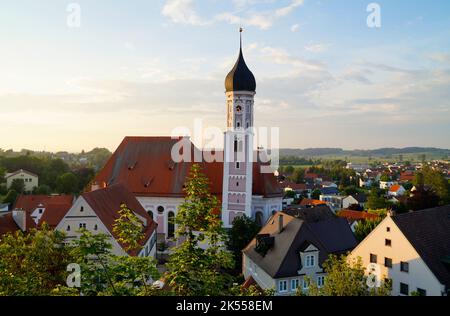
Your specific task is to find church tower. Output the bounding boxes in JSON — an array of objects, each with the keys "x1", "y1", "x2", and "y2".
[{"x1": 222, "y1": 30, "x2": 256, "y2": 228}]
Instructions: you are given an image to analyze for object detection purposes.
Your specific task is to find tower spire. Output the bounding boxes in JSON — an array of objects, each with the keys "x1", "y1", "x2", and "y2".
[{"x1": 239, "y1": 27, "x2": 243, "y2": 52}]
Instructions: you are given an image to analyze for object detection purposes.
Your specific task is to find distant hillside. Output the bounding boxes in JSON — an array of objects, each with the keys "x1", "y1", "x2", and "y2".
[{"x1": 280, "y1": 147, "x2": 450, "y2": 163}]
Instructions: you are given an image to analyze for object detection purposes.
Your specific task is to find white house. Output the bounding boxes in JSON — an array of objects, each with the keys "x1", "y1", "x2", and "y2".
[
  {"x1": 319, "y1": 195, "x2": 345, "y2": 213},
  {"x1": 5, "y1": 169, "x2": 38, "y2": 193},
  {"x1": 243, "y1": 211, "x2": 357, "y2": 296},
  {"x1": 349, "y1": 206, "x2": 450, "y2": 296},
  {"x1": 56, "y1": 184, "x2": 158, "y2": 257},
  {"x1": 380, "y1": 181, "x2": 396, "y2": 190},
  {"x1": 342, "y1": 193, "x2": 367, "y2": 209}
]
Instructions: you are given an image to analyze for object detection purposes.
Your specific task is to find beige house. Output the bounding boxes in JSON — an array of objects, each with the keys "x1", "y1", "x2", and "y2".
[
  {"x1": 349, "y1": 206, "x2": 450, "y2": 296},
  {"x1": 6, "y1": 169, "x2": 38, "y2": 193}
]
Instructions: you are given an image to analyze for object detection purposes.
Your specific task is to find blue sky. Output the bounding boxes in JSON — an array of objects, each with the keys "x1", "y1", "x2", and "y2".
[{"x1": 1, "y1": 0, "x2": 449, "y2": 152}]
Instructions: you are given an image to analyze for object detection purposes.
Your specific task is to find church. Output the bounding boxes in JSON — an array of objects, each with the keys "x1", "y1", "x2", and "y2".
[{"x1": 91, "y1": 34, "x2": 283, "y2": 242}]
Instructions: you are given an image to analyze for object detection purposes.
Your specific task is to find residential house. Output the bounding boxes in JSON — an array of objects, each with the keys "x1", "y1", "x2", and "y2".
[
  {"x1": 380, "y1": 181, "x2": 397, "y2": 190},
  {"x1": 242, "y1": 211, "x2": 357, "y2": 296},
  {"x1": 319, "y1": 195, "x2": 345, "y2": 213},
  {"x1": 400, "y1": 171, "x2": 415, "y2": 183},
  {"x1": 56, "y1": 184, "x2": 158, "y2": 257},
  {"x1": 349, "y1": 206, "x2": 450, "y2": 296},
  {"x1": 342, "y1": 193, "x2": 367, "y2": 209},
  {"x1": 5, "y1": 169, "x2": 38, "y2": 193},
  {"x1": 388, "y1": 185, "x2": 406, "y2": 197}
]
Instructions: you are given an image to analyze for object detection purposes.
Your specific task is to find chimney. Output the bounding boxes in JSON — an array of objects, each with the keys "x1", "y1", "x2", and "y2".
[
  {"x1": 278, "y1": 214, "x2": 284, "y2": 233},
  {"x1": 12, "y1": 209, "x2": 27, "y2": 232}
]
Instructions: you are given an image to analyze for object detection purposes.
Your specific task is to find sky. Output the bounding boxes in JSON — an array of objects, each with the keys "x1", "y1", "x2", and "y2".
[{"x1": 0, "y1": 0, "x2": 450, "y2": 153}]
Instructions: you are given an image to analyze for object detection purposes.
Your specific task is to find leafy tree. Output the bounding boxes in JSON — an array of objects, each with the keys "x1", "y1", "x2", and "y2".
[
  {"x1": 112, "y1": 203, "x2": 145, "y2": 252},
  {"x1": 311, "y1": 189, "x2": 321, "y2": 200},
  {"x1": 289, "y1": 167, "x2": 305, "y2": 184},
  {"x1": 366, "y1": 188, "x2": 388, "y2": 210},
  {"x1": 406, "y1": 186, "x2": 439, "y2": 211},
  {"x1": 298, "y1": 255, "x2": 391, "y2": 296},
  {"x1": 10, "y1": 178, "x2": 25, "y2": 193},
  {"x1": 227, "y1": 216, "x2": 260, "y2": 270},
  {"x1": 33, "y1": 184, "x2": 52, "y2": 195},
  {"x1": 56, "y1": 172, "x2": 79, "y2": 194},
  {"x1": 413, "y1": 167, "x2": 450, "y2": 204},
  {"x1": 380, "y1": 174, "x2": 390, "y2": 182},
  {"x1": 354, "y1": 218, "x2": 383, "y2": 242},
  {"x1": 3, "y1": 189, "x2": 18, "y2": 205},
  {"x1": 0, "y1": 225, "x2": 76, "y2": 295},
  {"x1": 73, "y1": 167, "x2": 96, "y2": 192},
  {"x1": 165, "y1": 164, "x2": 234, "y2": 296}
]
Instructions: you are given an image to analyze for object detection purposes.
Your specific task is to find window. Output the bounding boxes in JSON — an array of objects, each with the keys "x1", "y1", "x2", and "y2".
[
  {"x1": 384, "y1": 257, "x2": 393, "y2": 268},
  {"x1": 385, "y1": 239, "x2": 392, "y2": 247},
  {"x1": 416, "y1": 288, "x2": 426, "y2": 296},
  {"x1": 370, "y1": 254, "x2": 378, "y2": 264},
  {"x1": 94, "y1": 224, "x2": 98, "y2": 231},
  {"x1": 317, "y1": 276, "x2": 325, "y2": 288},
  {"x1": 237, "y1": 122, "x2": 241, "y2": 128},
  {"x1": 38, "y1": 209, "x2": 43, "y2": 214},
  {"x1": 278, "y1": 280, "x2": 288, "y2": 293},
  {"x1": 236, "y1": 181, "x2": 239, "y2": 187},
  {"x1": 386, "y1": 227, "x2": 391, "y2": 232},
  {"x1": 305, "y1": 255, "x2": 315, "y2": 268},
  {"x1": 400, "y1": 261, "x2": 409, "y2": 273},
  {"x1": 79, "y1": 223, "x2": 87, "y2": 229},
  {"x1": 291, "y1": 279, "x2": 299, "y2": 291},
  {"x1": 157, "y1": 206, "x2": 165, "y2": 214},
  {"x1": 148, "y1": 211, "x2": 153, "y2": 220},
  {"x1": 400, "y1": 283, "x2": 409, "y2": 296},
  {"x1": 67, "y1": 225, "x2": 71, "y2": 231},
  {"x1": 302, "y1": 279, "x2": 309, "y2": 291},
  {"x1": 236, "y1": 162, "x2": 240, "y2": 169},
  {"x1": 80, "y1": 206, "x2": 84, "y2": 212},
  {"x1": 236, "y1": 105, "x2": 242, "y2": 113}
]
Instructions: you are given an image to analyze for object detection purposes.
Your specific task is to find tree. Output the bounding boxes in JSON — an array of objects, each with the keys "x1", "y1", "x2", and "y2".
[
  {"x1": 165, "y1": 164, "x2": 234, "y2": 296},
  {"x1": 227, "y1": 216, "x2": 260, "y2": 270},
  {"x1": 311, "y1": 189, "x2": 321, "y2": 200},
  {"x1": 112, "y1": 203, "x2": 145, "y2": 252},
  {"x1": 413, "y1": 167, "x2": 450, "y2": 204},
  {"x1": 3, "y1": 189, "x2": 18, "y2": 205},
  {"x1": 354, "y1": 218, "x2": 383, "y2": 242},
  {"x1": 366, "y1": 188, "x2": 388, "y2": 210},
  {"x1": 56, "y1": 173, "x2": 79, "y2": 194},
  {"x1": 33, "y1": 184, "x2": 52, "y2": 195},
  {"x1": 406, "y1": 186, "x2": 439, "y2": 211},
  {"x1": 380, "y1": 174, "x2": 390, "y2": 182},
  {"x1": 298, "y1": 255, "x2": 391, "y2": 296},
  {"x1": 290, "y1": 167, "x2": 305, "y2": 184},
  {"x1": 0, "y1": 225, "x2": 76, "y2": 295},
  {"x1": 10, "y1": 178, "x2": 25, "y2": 193}
]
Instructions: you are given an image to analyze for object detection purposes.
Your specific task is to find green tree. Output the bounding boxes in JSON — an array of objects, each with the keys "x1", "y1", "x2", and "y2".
[
  {"x1": 227, "y1": 216, "x2": 260, "y2": 270},
  {"x1": 414, "y1": 167, "x2": 450, "y2": 204},
  {"x1": 165, "y1": 164, "x2": 234, "y2": 296},
  {"x1": 56, "y1": 173, "x2": 79, "y2": 194},
  {"x1": 298, "y1": 255, "x2": 391, "y2": 296},
  {"x1": 311, "y1": 189, "x2": 321, "y2": 200},
  {"x1": 366, "y1": 188, "x2": 388, "y2": 210},
  {"x1": 3, "y1": 189, "x2": 18, "y2": 205},
  {"x1": 0, "y1": 225, "x2": 76, "y2": 296},
  {"x1": 112, "y1": 203, "x2": 145, "y2": 252},
  {"x1": 380, "y1": 174, "x2": 390, "y2": 182},
  {"x1": 10, "y1": 178, "x2": 25, "y2": 193},
  {"x1": 354, "y1": 218, "x2": 383, "y2": 242},
  {"x1": 33, "y1": 184, "x2": 52, "y2": 195}
]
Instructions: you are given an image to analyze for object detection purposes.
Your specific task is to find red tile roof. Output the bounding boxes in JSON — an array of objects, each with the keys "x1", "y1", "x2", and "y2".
[
  {"x1": 0, "y1": 212, "x2": 36, "y2": 237},
  {"x1": 389, "y1": 184, "x2": 403, "y2": 193},
  {"x1": 299, "y1": 198, "x2": 327, "y2": 207},
  {"x1": 337, "y1": 210, "x2": 380, "y2": 222},
  {"x1": 82, "y1": 184, "x2": 157, "y2": 256},
  {"x1": 400, "y1": 171, "x2": 415, "y2": 182},
  {"x1": 92, "y1": 137, "x2": 282, "y2": 198}
]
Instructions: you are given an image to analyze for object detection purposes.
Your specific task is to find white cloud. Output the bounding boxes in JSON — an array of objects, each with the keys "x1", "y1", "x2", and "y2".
[
  {"x1": 304, "y1": 43, "x2": 330, "y2": 53},
  {"x1": 162, "y1": 0, "x2": 208, "y2": 26},
  {"x1": 291, "y1": 24, "x2": 300, "y2": 32}
]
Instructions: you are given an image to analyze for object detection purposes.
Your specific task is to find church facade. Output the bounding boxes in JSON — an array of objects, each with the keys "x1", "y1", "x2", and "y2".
[{"x1": 91, "y1": 36, "x2": 283, "y2": 240}]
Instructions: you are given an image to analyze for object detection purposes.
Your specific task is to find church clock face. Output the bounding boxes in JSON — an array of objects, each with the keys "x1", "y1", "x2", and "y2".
[{"x1": 236, "y1": 105, "x2": 242, "y2": 113}]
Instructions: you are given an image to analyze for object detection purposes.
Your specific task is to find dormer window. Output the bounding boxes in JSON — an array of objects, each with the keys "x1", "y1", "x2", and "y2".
[{"x1": 305, "y1": 255, "x2": 315, "y2": 268}]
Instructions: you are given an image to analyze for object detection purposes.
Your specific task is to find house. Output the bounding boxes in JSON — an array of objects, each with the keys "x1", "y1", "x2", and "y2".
[
  {"x1": 359, "y1": 178, "x2": 373, "y2": 188},
  {"x1": 319, "y1": 195, "x2": 345, "y2": 213},
  {"x1": 13, "y1": 194, "x2": 74, "y2": 227},
  {"x1": 337, "y1": 210, "x2": 380, "y2": 232},
  {"x1": 342, "y1": 193, "x2": 367, "y2": 209},
  {"x1": 5, "y1": 169, "x2": 38, "y2": 193},
  {"x1": 388, "y1": 185, "x2": 406, "y2": 197},
  {"x1": 0, "y1": 209, "x2": 36, "y2": 237},
  {"x1": 90, "y1": 38, "x2": 283, "y2": 241},
  {"x1": 56, "y1": 184, "x2": 158, "y2": 257},
  {"x1": 319, "y1": 186, "x2": 339, "y2": 196},
  {"x1": 0, "y1": 203, "x2": 9, "y2": 213},
  {"x1": 400, "y1": 171, "x2": 415, "y2": 183},
  {"x1": 348, "y1": 206, "x2": 450, "y2": 296},
  {"x1": 380, "y1": 181, "x2": 396, "y2": 190},
  {"x1": 242, "y1": 211, "x2": 357, "y2": 296}
]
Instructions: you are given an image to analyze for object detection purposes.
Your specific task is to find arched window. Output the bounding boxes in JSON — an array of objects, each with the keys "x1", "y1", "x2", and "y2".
[
  {"x1": 168, "y1": 211, "x2": 175, "y2": 239},
  {"x1": 80, "y1": 206, "x2": 84, "y2": 212},
  {"x1": 148, "y1": 211, "x2": 154, "y2": 220},
  {"x1": 94, "y1": 224, "x2": 98, "y2": 231},
  {"x1": 67, "y1": 225, "x2": 71, "y2": 231},
  {"x1": 255, "y1": 212, "x2": 264, "y2": 227}
]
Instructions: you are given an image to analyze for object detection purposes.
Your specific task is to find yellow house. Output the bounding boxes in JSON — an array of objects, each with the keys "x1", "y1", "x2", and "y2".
[
  {"x1": 5, "y1": 169, "x2": 39, "y2": 193},
  {"x1": 349, "y1": 206, "x2": 450, "y2": 296}
]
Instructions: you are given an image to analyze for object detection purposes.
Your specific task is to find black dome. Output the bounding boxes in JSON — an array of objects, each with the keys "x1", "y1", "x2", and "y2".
[{"x1": 225, "y1": 46, "x2": 256, "y2": 93}]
